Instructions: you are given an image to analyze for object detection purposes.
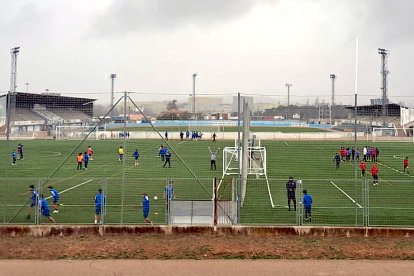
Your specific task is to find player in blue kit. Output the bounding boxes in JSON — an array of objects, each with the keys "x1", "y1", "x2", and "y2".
[
  {"x1": 163, "y1": 180, "x2": 175, "y2": 213},
  {"x1": 40, "y1": 194, "x2": 56, "y2": 223},
  {"x1": 164, "y1": 180, "x2": 175, "y2": 203},
  {"x1": 48, "y1": 185, "x2": 60, "y2": 213},
  {"x1": 83, "y1": 151, "x2": 89, "y2": 170},
  {"x1": 26, "y1": 184, "x2": 39, "y2": 219},
  {"x1": 132, "y1": 149, "x2": 140, "y2": 166},
  {"x1": 141, "y1": 193, "x2": 152, "y2": 224},
  {"x1": 159, "y1": 145, "x2": 166, "y2": 161},
  {"x1": 302, "y1": 190, "x2": 313, "y2": 222},
  {"x1": 333, "y1": 153, "x2": 341, "y2": 169},
  {"x1": 11, "y1": 150, "x2": 17, "y2": 166},
  {"x1": 94, "y1": 189, "x2": 105, "y2": 224}
]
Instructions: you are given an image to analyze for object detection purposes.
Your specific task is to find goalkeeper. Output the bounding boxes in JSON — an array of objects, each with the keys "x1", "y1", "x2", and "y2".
[{"x1": 286, "y1": 176, "x2": 297, "y2": 211}]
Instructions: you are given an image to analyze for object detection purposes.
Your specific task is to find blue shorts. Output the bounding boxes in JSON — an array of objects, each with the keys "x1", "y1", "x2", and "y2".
[
  {"x1": 42, "y1": 210, "x2": 50, "y2": 217},
  {"x1": 95, "y1": 206, "x2": 102, "y2": 215},
  {"x1": 30, "y1": 200, "x2": 37, "y2": 207},
  {"x1": 53, "y1": 198, "x2": 59, "y2": 204},
  {"x1": 143, "y1": 208, "x2": 149, "y2": 218}
]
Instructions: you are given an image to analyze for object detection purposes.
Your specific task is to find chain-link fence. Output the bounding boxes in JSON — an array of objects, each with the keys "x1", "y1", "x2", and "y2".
[
  {"x1": 1, "y1": 176, "x2": 413, "y2": 227},
  {"x1": 1, "y1": 91, "x2": 414, "y2": 227}
]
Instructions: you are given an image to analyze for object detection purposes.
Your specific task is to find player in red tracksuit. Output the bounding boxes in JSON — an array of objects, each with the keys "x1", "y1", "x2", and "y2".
[
  {"x1": 370, "y1": 163, "x2": 379, "y2": 185},
  {"x1": 340, "y1": 147, "x2": 346, "y2": 161},
  {"x1": 404, "y1": 157, "x2": 409, "y2": 174},
  {"x1": 359, "y1": 161, "x2": 366, "y2": 178},
  {"x1": 371, "y1": 147, "x2": 377, "y2": 162},
  {"x1": 87, "y1": 146, "x2": 94, "y2": 161}
]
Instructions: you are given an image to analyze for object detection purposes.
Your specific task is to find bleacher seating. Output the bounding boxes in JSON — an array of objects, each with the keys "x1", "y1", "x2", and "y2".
[
  {"x1": 13, "y1": 109, "x2": 45, "y2": 122},
  {"x1": 49, "y1": 108, "x2": 90, "y2": 122},
  {"x1": 33, "y1": 108, "x2": 62, "y2": 122}
]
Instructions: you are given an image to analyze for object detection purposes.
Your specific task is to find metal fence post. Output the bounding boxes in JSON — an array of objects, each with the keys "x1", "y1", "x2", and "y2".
[
  {"x1": 35, "y1": 178, "x2": 42, "y2": 225},
  {"x1": 365, "y1": 177, "x2": 370, "y2": 227},
  {"x1": 102, "y1": 178, "x2": 107, "y2": 226},
  {"x1": 297, "y1": 179, "x2": 303, "y2": 225}
]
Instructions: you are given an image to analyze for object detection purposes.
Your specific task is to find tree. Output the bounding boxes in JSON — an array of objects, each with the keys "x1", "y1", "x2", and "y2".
[{"x1": 166, "y1": 100, "x2": 178, "y2": 111}]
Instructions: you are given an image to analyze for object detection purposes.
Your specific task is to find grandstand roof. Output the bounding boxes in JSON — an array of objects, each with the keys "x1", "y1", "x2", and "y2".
[
  {"x1": 0, "y1": 92, "x2": 96, "y2": 117},
  {"x1": 344, "y1": 103, "x2": 402, "y2": 117},
  {"x1": 0, "y1": 92, "x2": 96, "y2": 104}
]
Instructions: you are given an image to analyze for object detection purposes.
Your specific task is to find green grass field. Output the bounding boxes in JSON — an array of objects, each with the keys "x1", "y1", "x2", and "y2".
[{"x1": 1, "y1": 136, "x2": 413, "y2": 226}]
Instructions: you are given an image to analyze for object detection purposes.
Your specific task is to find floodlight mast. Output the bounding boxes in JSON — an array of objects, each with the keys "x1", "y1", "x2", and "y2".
[
  {"x1": 192, "y1": 73, "x2": 197, "y2": 119},
  {"x1": 378, "y1": 48, "x2": 389, "y2": 127},
  {"x1": 110, "y1": 74, "x2": 117, "y2": 117},
  {"x1": 285, "y1": 83, "x2": 292, "y2": 119},
  {"x1": 6, "y1": 46, "x2": 20, "y2": 141},
  {"x1": 330, "y1": 74, "x2": 336, "y2": 124}
]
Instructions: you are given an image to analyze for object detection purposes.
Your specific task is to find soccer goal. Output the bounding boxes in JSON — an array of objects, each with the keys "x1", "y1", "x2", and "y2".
[
  {"x1": 372, "y1": 127, "x2": 414, "y2": 142},
  {"x1": 220, "y1": 137, "x2": 275, "y2": 208},
  {"x1": 55, "y1": 125, "x2": 100, "y2": 140}
]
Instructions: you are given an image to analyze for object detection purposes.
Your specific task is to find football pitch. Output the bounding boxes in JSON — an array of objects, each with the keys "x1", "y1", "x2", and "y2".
[{"x1": 1, "y1": 137, "x2": 413, "y2": 226}]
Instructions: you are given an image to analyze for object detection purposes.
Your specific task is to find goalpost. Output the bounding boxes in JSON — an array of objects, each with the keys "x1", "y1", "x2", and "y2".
[
  {"x1": 372, "y1": 127, "x2": 414, "y2": 142},
  {"x1": 217, "y1": 99, "x2": 275, "y2": 209},
  {"x1": 220, "y1": 136, "x2": 275, "y2": 208},
  {"x1": 55, "y1": 125, "x2": 101, "y2": 140}
]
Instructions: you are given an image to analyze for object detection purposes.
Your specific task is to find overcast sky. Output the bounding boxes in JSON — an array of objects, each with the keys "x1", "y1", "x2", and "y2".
[{"x1": 0, "y1": 0, "x2": 413, "y2": 105}]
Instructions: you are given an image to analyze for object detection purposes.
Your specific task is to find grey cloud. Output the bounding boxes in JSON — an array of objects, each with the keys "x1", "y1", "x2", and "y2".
[
  {"x1": 93, "y1": 0, "x2": 276, "y2": 36},
  {"x1": 353, "y1": 0, "x2": 414, "y2": 45}
]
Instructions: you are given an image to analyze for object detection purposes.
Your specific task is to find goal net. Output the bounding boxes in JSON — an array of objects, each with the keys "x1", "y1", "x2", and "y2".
[
  {"x1": 372, "y1": 127, "x2": 414, "y2": 142},
  {"x1": 55, "y1": 125, "x2": 101, "y2": 140}
]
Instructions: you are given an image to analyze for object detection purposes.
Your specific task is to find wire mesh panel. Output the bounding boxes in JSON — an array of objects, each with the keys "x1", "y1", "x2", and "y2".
[
  {"x1": 169, "y1": 200, "x2": 213, "y2": 225},
  {"x1": 0, "y1": 177, "x2": 41, "y2": 224},
  {"x1": 1, "y1": 91, "x2": 414, "y2": 228},
  {"x1": 368, "y1": 179, "x2": 414, "y2": 227}
]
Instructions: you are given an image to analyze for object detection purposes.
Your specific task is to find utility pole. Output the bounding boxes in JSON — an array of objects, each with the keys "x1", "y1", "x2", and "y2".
[
  {"x1": 285, "y1": 83, "x2": 292, "y2": 119},
  {"x1": 378, "y1": 48, "x2": 389, "y2": 127},
  {"x1": 330, "y1": 74, "x2": 336, "y2": 125},
  {"x1": 6, "y1": 46, "x2": 20, "y2": 141},
  {"x1": 110, "y1": 74, "x2": 117, "y2": 117},
  {"x1": 192, "y1": 73, "x2": 197, "y2": 119}
]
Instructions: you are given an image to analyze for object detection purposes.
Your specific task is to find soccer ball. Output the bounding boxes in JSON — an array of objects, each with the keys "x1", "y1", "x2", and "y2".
[{"x1": 153, "y1": 196, "x2": 158, "y2": 200}]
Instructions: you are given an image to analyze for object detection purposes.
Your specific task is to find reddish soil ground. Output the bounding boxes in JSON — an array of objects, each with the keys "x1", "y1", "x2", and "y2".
[{"x1": 1, "y1": 234, "x2": 414, "y2": 260}]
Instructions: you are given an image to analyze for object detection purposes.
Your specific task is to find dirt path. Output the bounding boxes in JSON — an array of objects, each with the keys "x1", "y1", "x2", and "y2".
[
  {"x1": 2, "y1": 234, "x2": 414, "y2": 259},
  {"x1": 1, "y1": 260, "x2": 414, "y2": 276}
]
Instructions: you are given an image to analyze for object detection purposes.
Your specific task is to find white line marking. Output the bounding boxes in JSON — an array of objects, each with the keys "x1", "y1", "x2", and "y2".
[
  {"x1": 45, "y1": 179, "x2": 93, "y2": 200},
  {"x1": 393, "y1": 155, "x2": 405, "y2": 159},
  {"x1": 284, "y1": 141, "x2": 289, "y2": 146},
  {"x1": 43, "y1": 152, "x2": 62, "y2": 158},
  {"x1": 330, "y1": 181, "x2": 363, "y2": 209},
  {"x1": 177, "y1": 141, "x2": 186, "y2": 145}
]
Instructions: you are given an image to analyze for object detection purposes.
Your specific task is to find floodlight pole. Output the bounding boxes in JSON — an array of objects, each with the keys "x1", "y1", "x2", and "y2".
[
  {"x1": 192, "y1": 73, "x2": 197, "y2": 119},
  {"x1": 330, "y1": 74, "x2": 336, "y2": 125},
  {"x1": 110, "y1": 74, "x2": 116, "y2": 117},
  {"x1": 378, "y1": 48, "x2": 389, "y2": 127},
  {"x1": 6, "y1": 46, "x2": 20, "y2": 141},
  {"x1": 25, "y1": 82, "x2": 30, "y2": 93},
  {"x1": 285, "y1": 83, "x2": 292, "y2": 119}
]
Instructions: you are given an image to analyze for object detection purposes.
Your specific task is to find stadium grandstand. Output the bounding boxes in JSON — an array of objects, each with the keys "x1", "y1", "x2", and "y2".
[
  {"x1": 342, "y1": 102, "x2": 414, "y2": 137},
  {"x1": 0, "y1": 92, "x2": 95, "y2": 138}
]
